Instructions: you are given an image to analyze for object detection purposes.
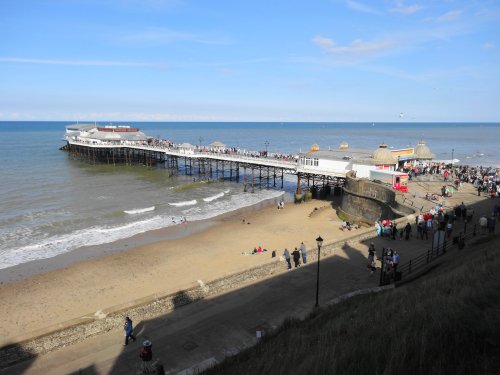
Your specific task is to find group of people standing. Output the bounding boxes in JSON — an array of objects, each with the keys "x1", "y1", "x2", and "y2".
[
  {"x1": 375, "y1": 220, "x2": 413, "y2": 240},
  {"x1": 283, "y1": 242, "x2": 307, "y2": 269},
  {"x1": 366, "y1": 243, "x2": 400, "y2": 278}
]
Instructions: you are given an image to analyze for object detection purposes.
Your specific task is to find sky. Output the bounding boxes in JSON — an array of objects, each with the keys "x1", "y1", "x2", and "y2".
[{"x1": 0, "y1": 0, "x2": 499, "y2": 122}]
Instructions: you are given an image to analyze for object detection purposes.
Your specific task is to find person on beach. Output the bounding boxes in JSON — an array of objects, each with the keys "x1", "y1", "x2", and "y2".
[
  {"x1": 299, "y1": 242, "x2": 307, "y2": 264},
  {"x1": 292, "y1": 247, "x2": 301, "y2": 268},
  {"x1": 139, "y1": 340, "x2": 154, "y2": 373},
  {"x1": 283, "y1": 249, "x2": 292, "y2": 270},
  {"x1": 124, "y1": 317, "x2": 136, "y2": 346}
]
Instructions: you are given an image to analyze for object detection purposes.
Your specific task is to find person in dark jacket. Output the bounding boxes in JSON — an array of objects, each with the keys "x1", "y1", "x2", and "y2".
[
  {"x1": 292, "y1": 247, "x2": 301, "y2": 268},
  {"x1": 124, "y1": 316, "x2": 136, "y2": 346},
  {"x1": 404, "y1": 223, "x2": 412, "y2": 240}
]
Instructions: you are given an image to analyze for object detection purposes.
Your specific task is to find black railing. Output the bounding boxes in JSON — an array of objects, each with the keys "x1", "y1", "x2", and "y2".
[{"x1": 380, "y1": 223, "x2": 477, "y2": 286}]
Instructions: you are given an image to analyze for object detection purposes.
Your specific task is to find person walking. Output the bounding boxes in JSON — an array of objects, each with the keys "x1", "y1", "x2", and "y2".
[
  {"x1": 123, "y1": 317, "x2": 136, "y2": 346},
  {"x1": 292, "y1": 247, "x2": 301, "y2": 268},
  {"x1": 283, "y1": 248, "x2": 292, "y2": 270},
  {"x1": 139, "y1": 340, "x2": 154, "y2": 373},
  {"x1": 404, "y1": 223, "x2": 412, "y2": 240},
  {"x1": 367, "y1": 249, "x2": 376, "y2": 275},
  {"x1": 392, "y1": 251, "x2": 400, "y2": 272},
  {"x1": 299, "y1": 242, "x2": 307, "y2": 264},
  {"x1": 391, "y1": 222, "x2": 397, "y2": 240}
]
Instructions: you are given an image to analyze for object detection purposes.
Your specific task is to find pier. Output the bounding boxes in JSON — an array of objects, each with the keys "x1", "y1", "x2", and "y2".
[{"x1": 61, "y1": 139, "x2": 346, "y2": 193}]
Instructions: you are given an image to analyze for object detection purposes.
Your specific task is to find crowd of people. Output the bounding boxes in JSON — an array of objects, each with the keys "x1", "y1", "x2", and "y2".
[{"x1": 399, "y1": 162, "x2": 499, "y2": 197}]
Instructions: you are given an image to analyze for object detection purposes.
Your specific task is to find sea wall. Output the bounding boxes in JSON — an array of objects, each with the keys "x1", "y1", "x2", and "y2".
[{"x1": 340, "y1": 172, "x2": 414, "y2": 223}]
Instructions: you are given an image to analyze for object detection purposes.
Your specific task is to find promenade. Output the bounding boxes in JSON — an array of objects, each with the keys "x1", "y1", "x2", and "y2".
[{"x1": 2, "y1": 180, "x2": 497, "y2": 375}]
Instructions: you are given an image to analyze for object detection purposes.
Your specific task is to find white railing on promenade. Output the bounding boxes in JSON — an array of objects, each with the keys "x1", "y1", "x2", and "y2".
[{"x1": 67, "y1": 139, "x2": 298, "y2": 170}]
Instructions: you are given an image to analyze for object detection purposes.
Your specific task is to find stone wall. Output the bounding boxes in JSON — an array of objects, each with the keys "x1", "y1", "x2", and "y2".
[{"x1": 340, "y1": 172, "x2": 414, "y2": 223}]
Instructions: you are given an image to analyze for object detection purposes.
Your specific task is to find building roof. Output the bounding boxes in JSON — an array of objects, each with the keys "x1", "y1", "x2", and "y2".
[
  {"x1": 209, "y1": 141, "x2": 226, "y2": 148},
  {"x1": 68, "y1": 124, "x2": 149, "y2": 142},
  {"x1": 372, "y1": 144, "x2": 396, "y2": 165},
  {"x1": 300, "y1": 147, "x2": 372, "y2": 161},
  {"x1": 414, "y1": 139, "x2": 434, "y2": 159}
]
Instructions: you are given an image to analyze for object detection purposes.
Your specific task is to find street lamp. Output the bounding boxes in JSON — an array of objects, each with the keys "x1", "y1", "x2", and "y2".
[
  {"x1": 315, "y1": 235, "x2": 324, "y2": 307},
  {"x1": 199, "y1": 136, "x2": 203, "y2": 149},
  {"x1": 264, "y1": 140, "x2": 269, "y2": 156}
]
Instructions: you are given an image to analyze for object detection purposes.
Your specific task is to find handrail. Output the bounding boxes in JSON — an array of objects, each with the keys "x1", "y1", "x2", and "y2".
[{"x1": 380, "y1": 223, "x2": 478, "y2": 285}]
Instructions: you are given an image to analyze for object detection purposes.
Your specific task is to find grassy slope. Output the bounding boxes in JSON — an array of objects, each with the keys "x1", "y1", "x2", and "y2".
[{"x1": 203, "y1": 235, "x2": 500, "y2": 375}]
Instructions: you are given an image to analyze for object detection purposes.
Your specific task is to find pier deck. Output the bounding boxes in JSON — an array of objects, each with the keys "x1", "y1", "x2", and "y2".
[{"x1": 64, "y1": 139, "x2": 346, "y2": 191}]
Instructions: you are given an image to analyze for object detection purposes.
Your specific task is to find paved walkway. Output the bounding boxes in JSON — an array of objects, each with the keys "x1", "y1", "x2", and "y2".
[{"x1": 3, "y1": 182, "x2": 497, "y2": 375}]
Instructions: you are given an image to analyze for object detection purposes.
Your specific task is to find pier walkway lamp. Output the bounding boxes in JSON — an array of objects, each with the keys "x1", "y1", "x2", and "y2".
[
  {"x1": 199, "y1": 136, "x2": 203, "y2": 149},
  {"x1": 264, "y1": 140, "x2": 269, "y2": 156},
  {"x1": 315, "y1": 235, "x2": 324, "y2": 308}
]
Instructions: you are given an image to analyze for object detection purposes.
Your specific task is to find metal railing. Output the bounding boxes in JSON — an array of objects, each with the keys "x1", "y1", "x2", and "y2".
[{"x1": 380, "y1": 223, "x2": 478, "y2": 286}]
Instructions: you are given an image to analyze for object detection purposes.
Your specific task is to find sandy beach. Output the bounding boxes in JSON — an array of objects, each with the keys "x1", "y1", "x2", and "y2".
[
  {"x1": 0, "y1": 180, "x2": 491, "y2": 347},
  {"x1": 0, "y1": 198, "x2": 353, "y2": 343}
]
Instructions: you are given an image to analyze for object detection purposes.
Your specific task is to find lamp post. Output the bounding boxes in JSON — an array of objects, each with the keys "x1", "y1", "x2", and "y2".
[
  {"x1": 315, "y1": 235, "x2": 323, "y2": 308},
  {"x1": 451, "y1": 148, "x2": 454, "y2": 166},
  {"x1": 264, "y1": 140, "x2": 269, "y2": 156}
]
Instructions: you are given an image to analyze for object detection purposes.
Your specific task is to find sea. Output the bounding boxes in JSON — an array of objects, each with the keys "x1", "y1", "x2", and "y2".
[{"x1": 1, "y1": 122, "x2": 499, "y2": 272}]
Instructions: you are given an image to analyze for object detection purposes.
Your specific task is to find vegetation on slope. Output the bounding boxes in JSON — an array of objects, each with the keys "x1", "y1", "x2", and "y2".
[{"x1": 203, "y1": 236, "x2": 500, "y2": 375}]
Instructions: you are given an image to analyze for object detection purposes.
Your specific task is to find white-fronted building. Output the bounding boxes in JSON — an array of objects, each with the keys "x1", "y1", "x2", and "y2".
[{"x1": 297, "y1": 142, "x2": 397, "y2": 178}]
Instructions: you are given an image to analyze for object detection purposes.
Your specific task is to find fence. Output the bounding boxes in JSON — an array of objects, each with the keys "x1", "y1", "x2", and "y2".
[{"x1": 379, "y1": 222, "x2": 478, "y2": 286}]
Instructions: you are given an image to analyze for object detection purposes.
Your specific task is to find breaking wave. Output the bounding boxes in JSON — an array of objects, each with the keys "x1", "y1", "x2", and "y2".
[
  {"x1": 168, "y1": 200, "x2": 197, "y2": 207},
  {"x1": 124, "y1": 206, "x2": 155, "y2": 214}
]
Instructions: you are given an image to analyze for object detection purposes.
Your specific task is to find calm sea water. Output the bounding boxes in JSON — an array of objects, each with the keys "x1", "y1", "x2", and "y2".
[{"x1": 0, "y1": 121, "x2": 499, "y2": 270}]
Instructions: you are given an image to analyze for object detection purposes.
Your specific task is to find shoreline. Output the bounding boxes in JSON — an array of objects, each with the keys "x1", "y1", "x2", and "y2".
[
  {"x1": 0, "y1": 193, "x2": 288, "y2": 285},
  {"x1": 0, "y1": 196, "x2": 346, "y2": 341}
]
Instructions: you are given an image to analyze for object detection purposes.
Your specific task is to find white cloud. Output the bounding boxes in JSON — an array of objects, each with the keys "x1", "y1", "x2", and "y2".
[
  {"x1": 483, "y1": 42, "x2": 495, "y2": 49},
  {"x1": 312, "y1": 36, "x2": 397, "y2": 56},
  {"x1": 436, "y1": 10, "x2": 462, "y2": 22},
  {"x1": 0, "y1": 57, "x2": 163, "y2": 68},
  {"x1": 344, "y1": 0, "x2": 381, "y2": 15},
  {"x1": 389, "y1": 0, "x2": 423, "y2": 15}
]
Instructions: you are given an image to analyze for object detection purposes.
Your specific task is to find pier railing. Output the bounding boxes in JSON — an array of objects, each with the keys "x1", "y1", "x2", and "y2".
[{"x1": 67, "y1": 139, "x2": 298, "y2": 170}]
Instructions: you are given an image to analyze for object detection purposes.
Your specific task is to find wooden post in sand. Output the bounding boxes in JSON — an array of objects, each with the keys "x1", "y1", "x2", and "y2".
[
  {"x1": 251, "y1": 168, "x2": 255, "y2": 193},
  {"x1": 243, "y1": 167, "x2": 247, "y2": 192}
]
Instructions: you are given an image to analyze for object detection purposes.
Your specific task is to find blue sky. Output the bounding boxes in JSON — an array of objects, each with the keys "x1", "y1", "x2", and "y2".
[{"x1": 1, "y1": 0, "x2": 499, "y2": 122}]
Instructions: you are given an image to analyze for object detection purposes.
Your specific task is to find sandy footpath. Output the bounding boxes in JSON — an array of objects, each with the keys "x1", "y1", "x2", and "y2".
[{"x1": 0, "y1": 199, "x2": 352, "y2": 342}]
